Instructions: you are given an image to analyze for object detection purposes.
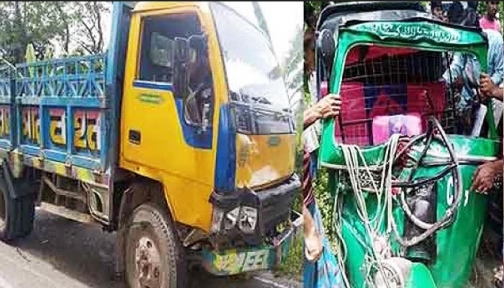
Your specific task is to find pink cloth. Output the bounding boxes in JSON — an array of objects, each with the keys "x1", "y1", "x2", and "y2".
[
  {"x1": 336, "y1": 82, "x2": 446, "y2": 147},
  {"x1": 480, "y1": 16, "x2": 501, "y2": 33},
  {"x1": 335, "y1": 82, "x2": 369, "y2": 146},
  {"x1": 372, "y1": 113, "x2": 423, "y2": 145}
]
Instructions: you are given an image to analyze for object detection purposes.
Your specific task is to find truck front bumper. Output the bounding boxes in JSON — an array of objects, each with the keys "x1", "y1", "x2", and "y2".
[
  {"x1": 209, "y1": 173, "x2": 301, "y2": 246},
  {"x1": 201, "y1": 210, "x2": 303, "y2": 276}
]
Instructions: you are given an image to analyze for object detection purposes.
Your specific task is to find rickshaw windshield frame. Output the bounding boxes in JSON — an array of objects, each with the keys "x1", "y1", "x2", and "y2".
[
  {"x1": 317, "y1": 19, "x2": 498, "y2": 167},
  {"x1": 329, "y1": 20, "x2": 489, "y2": 95}
]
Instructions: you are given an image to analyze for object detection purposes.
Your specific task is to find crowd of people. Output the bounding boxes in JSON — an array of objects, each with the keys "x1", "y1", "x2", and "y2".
[
  {"x1": 436, "y1": 1, "x2": 503, "y2": 196},
  {"x1": 302, "y1": 1, "x2": 503, "y2": 287}
]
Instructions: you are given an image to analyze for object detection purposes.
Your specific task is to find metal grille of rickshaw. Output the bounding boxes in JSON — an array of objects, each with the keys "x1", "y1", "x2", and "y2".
[{"x1": 335, "y1": 46, "x2": 457, "y2": 147}]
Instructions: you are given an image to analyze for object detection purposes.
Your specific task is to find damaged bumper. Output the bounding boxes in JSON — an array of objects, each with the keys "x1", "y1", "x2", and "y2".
[
  {"x1": 201, "y1": 210, "x2": 303, "y2": 276},
  {"x1": 209, "y1": 173, "x2": 301, "y2": 246}
]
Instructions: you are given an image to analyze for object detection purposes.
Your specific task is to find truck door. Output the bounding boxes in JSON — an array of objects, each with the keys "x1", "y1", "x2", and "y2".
[{"x1": 120, "y1": 7, "x2": 221, "y2": 228}]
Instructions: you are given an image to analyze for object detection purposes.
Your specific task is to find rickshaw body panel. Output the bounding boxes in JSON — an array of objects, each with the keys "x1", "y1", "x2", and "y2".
[{"x1": 336, "y1": 137, "x2": 499, "y2": 288}]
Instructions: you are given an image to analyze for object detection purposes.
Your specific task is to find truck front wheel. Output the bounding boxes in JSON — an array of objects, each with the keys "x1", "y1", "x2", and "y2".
[
  {"x1": 0, "y1": 174, "x2": 35, "y2": 241},
  {"x1": 125, "y1": 203, "x2": 186, "y2": 288}
]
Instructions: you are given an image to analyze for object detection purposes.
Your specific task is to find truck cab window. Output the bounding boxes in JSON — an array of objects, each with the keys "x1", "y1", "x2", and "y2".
[{"x1": 137, "y1": 13, "x2": 214, "y2": 127}]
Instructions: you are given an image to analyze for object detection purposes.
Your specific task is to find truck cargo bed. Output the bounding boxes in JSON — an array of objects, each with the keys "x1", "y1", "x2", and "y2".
[
  {"x1": 0, "y1": 2, "x2": 133, "y2": 188},
  {"x1": 15, "y1": 54, "x2": 108, "y2": 171}
]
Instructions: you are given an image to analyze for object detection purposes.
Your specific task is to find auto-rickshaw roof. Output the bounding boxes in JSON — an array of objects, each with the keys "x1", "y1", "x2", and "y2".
[{"x1": 316, "y1": 1, "x2": 486, "y2": 37}]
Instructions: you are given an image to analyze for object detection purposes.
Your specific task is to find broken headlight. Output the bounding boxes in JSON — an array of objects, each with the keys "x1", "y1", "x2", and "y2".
[{"x1": 211, "y1": 205, "x2": 258, "y2": 234}]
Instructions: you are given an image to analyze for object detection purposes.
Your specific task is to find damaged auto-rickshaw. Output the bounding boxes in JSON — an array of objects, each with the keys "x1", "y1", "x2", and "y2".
[{"x1": 313, "y1": 2, "x2": 501, "y2": 288}]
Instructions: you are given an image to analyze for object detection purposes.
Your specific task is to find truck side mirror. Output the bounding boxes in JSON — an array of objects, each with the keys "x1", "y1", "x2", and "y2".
[
  {"x1": 189, "y1": 34, "x2": 207, "y2": 55},
  {"x1": 316, "y1": 29, "x2": 337, "y2": 78},
  {"x1": 175, "y1": 37, "x2": 190, "y2": 62},
  {"x1": 188, "y1": 33, "x2": 209, "y2": 68}
]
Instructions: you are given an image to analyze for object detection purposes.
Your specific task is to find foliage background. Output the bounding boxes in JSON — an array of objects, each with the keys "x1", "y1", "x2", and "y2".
[{"x1": 0, "y1": 1, "x2": 110, "y2": 64}]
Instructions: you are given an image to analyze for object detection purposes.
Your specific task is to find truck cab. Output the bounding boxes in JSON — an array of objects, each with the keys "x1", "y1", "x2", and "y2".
[
  {"x1": 0, "y1": 2, "x2": 301, "y2": 287},
  {"x1": 121, "y1": 1, "x2": 299, "y2": 242}
]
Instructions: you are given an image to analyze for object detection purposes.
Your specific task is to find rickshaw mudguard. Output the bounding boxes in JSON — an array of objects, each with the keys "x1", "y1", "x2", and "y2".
[
  {"x1": 317, "y1": 18, "x2": 500, "y2": 288},
  {"x1": 404, "y1": 263, "x2": 437, "y2": 288}
]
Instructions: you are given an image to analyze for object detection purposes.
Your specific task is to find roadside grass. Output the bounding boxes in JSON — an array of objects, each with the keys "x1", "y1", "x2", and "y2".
[
  {"x1": 269, "y1": 112, "x2": 309, "y2": 282},
  {"x1": 274, "y1": 231, "x2": 304, "y2": 282}
]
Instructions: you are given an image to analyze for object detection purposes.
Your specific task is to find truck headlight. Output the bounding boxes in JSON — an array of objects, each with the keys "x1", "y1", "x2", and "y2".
[
  {"x1": 238, "y1": 206, "x2": 258, "y2": 234},
  {"x1": 231, "y1": 103, "x2": 253, "y2": 134},
  {"x1": 211, "y1": 208, "x2": 225, "y2": 233},
  {"x1": 224, "y1": 207, "x2": 240, "y2": 230},
  {"x1": 211, "y1": 205, "x2": 258, "y2": 234}
]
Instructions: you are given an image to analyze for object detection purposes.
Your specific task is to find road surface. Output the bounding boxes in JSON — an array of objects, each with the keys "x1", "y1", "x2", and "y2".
[
  {"x1": 3, "y1": 207, "x2": 495, "y2": 288},
  {"x1": 0, "y1": 208, "x2": 301, "y2": 288}
]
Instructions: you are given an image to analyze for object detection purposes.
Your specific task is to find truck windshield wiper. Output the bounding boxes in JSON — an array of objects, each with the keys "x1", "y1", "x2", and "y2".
[{"x1": 251, "y1": 96, "x2": 272, "y2": 105}]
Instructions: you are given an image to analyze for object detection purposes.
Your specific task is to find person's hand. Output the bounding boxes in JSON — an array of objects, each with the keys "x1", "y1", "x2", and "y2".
[
  {"x1": 303, "y1": 205, "x2": 323, "y2": 262},
  {"x1": 471, "y1": 160, "x2": 502, "y2": 194},
  {"x1": 480, "y1": 72, "x2": 498, "y2": 99},
  {"x1": 303, "y1": 94, "x2": 341, "y2": 128},
  {"x1": 454, "y1": 75, "x2": 465, "y2": 90},
  {"x1": 314, "y1": 93, "x2": 342, "y2": 119}
]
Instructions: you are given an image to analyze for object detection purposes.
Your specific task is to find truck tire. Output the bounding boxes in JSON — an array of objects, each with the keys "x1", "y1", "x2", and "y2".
[
  {"x1": 0, "y1": 178, "x2": 35, "y2": 241},
  {"x1": 125, "y1": 203, "x2": 186, "y2": 288}
]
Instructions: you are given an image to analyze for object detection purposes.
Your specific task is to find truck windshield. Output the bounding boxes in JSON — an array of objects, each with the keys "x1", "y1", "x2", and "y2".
[{"x1": 210, "y1": 3, "x2": 290, "y2": 110}]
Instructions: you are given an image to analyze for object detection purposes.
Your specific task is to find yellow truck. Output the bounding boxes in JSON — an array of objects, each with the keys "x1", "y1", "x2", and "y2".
[{"x1": 0, "y1": 2, "x2": 301, "y2": 287}]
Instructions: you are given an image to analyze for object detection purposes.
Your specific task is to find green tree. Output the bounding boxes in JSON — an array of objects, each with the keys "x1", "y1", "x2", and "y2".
[
  {"x1": 281, "y1": 24, "x2": 304, "y2": 106},
  {"x1": 0, "y1": 2, "x2": 70, "y2": 63},
  {"x1": 0, "y1": 1, "x2": 111, "y2": 64},
  {"x1": 252, "y1": 2, "x2": 272, "y2": 43},
  {"x1": 70, "y1": 1, "x2": 111, "y2": 54},
  {"x1": 305, "y1": 1, "x2": 331, "y2": 29},
  {"x1": 280, "y1": 25, "x2": 304, "y2": 178}
]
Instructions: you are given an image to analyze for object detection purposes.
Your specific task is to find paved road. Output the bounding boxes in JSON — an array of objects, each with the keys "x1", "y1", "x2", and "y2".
[
  {"x1": 0, "y1": 208, "x2": 301, "y2": 288},
  {"x1": 0, "y1": 207, "x2": 498, "y2": 288}
]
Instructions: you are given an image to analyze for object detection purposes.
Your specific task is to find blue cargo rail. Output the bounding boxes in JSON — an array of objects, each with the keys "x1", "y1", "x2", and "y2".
[
  {"x1": 0, "y1": 66, "x2": 12, "y2": 152},
  {"x1": 12, "y1": 55, "x2": 108, "y2": 172}
]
